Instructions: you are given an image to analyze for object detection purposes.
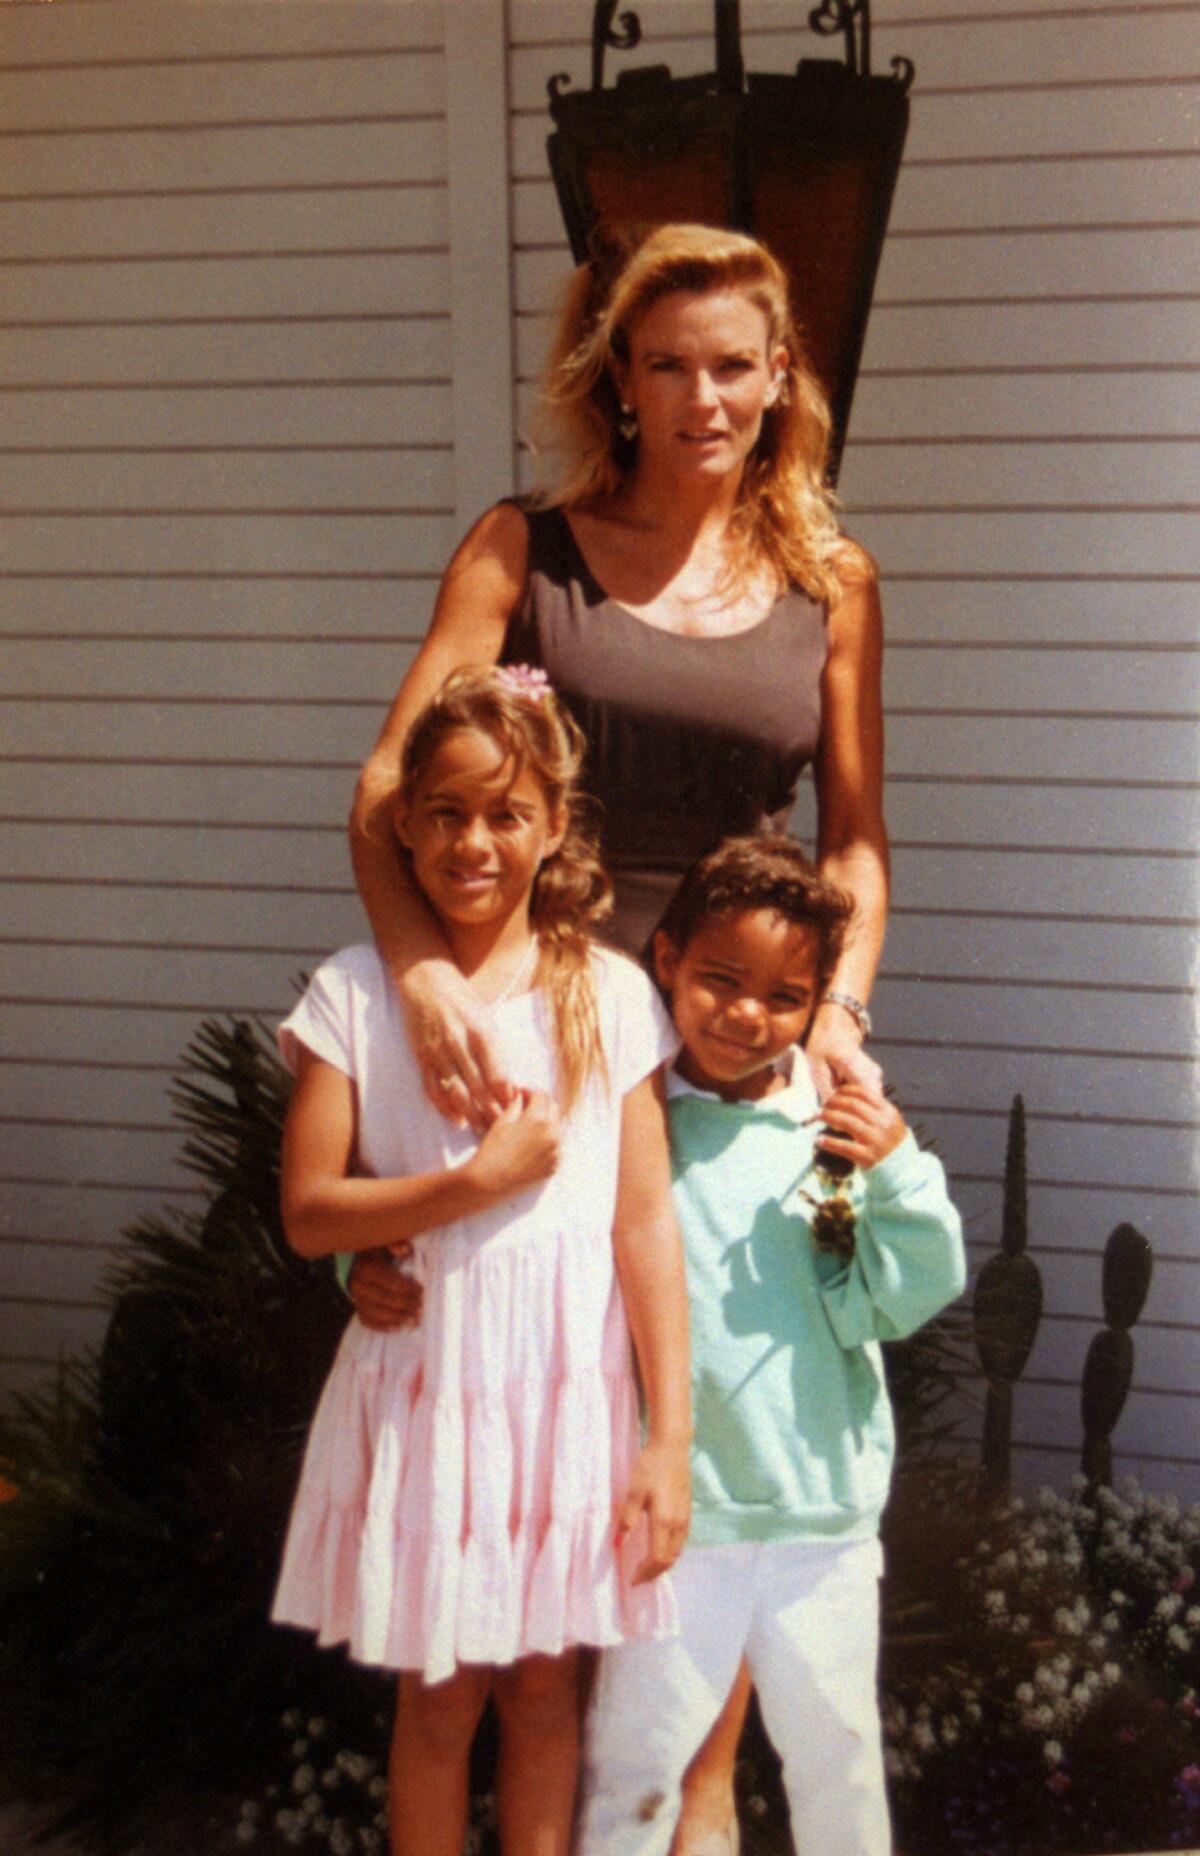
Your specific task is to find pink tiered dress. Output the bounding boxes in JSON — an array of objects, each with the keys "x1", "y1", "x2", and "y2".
[{"x1": 271, "y1": 943, "x2": 679, "y2": 1684}]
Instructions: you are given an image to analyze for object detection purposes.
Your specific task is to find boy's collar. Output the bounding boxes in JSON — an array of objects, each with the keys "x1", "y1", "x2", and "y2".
[{"x1": 666, "y1": 1046, "x2": 820, "y2": 1121}]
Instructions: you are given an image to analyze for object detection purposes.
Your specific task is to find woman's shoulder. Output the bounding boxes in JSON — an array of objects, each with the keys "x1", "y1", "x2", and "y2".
[{"x1": 828, "y1": 533, "x2": 880, "y2": 594}]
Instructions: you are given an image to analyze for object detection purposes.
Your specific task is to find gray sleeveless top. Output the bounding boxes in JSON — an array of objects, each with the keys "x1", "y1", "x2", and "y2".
[{"x1": 502, "y1": 504, "x2": 828, "y2": 954}]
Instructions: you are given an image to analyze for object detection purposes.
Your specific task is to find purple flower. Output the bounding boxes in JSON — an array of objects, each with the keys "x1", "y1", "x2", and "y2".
[{"x1": 1173, "y1": 1766, "x2": 1200, "y2": 1814}]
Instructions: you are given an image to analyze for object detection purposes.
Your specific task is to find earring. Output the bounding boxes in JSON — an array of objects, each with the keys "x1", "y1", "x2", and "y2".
[{"x1": 618, "y1": 404, "x2": 638, "y2": 441}]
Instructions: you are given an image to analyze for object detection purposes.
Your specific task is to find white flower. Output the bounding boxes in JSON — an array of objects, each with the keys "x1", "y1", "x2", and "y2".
[
  {"x1": 1102, "y1": 1611, "x2": 1119, "y2": 1631},
  {"x1": 1102, "y1": 1661, "x2": 1121, "y2": 1685},
  {"x1": 302, "y1": 1791, "x2": 323, "y2": 1817},
  {"x1": 293, "y1": 1765, "x2": 317, "y2": 1796},
  {"x1": 368, "y1": 1776, "x2": 388, "y2": 1801},
  {"x1": 984, "y1": 1590, "x2": 1007, "y2": 1615},
  {"x1": 912, "y1": 1720, "x2": 937, "y2": 1752},
  {"x1": 330, "y1": 1824, "x2": 355, "y2": 1856},
  {"x1": 941, "y1": 1719, "x2": 960, "y2": 1746},
  {"x1": 1043, "y1": 1740, "x2": 1064, "y2": 1766},
  {"x1": 322, "y1": 1768, "x2": 341, "y2": 1790},
  {"x1": 1013, "y1": 1614, "x2": 1031, "y2": 1633},
  {"x1": 1016, "y1": 1683, "x2": 1035, "y2": 1705},
  {"x1": 1169, "y1": 1624, "x2": 1190, "y2": 1650},
  {"x1": 234, "y1": 1825, "x2": 258, "y2": 1846},
  {"x1": 884, "y1": 1746, "x2": 908, "y2": 1779},
  {"x1": 1156, "y1": 1593, "x2": 1183, "y2": 1619},
  {"x1": 336, "y1": 1752, "x2": 377, "y2": 1785},
  {"x1": 358, "y1": 1833, "x2": 384, "y2": 1853}
]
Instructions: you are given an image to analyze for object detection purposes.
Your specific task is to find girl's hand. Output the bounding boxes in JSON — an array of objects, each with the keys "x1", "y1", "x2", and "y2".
[
  {"x1": 805, "y1": 1005, "x2": 884, "y2": 1104},
  {"x1": 400, "y1": 957, "x2": 515, "y2": 1132},
  {"x1": 347, "y1": 1247, "x2": 423, "y2": 1331},
  {"x1": 615, "y1": 1439, "x2": 691, "y2": 1586},
  {"x1": 464, "y1": 1090, "x2": 562, "y2": 1201},
  {"x1": 817, "y1": 1081, "x2": 907, "y2": 1172}
]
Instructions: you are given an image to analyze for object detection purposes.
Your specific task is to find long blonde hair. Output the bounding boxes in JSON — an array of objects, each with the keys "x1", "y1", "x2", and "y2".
[
  {"x1": 400, "y1": 667, "x2": 612, "y2": 1109},
  {"x1": 538, "y1": 223, "x2": 846, "y2": 606}
]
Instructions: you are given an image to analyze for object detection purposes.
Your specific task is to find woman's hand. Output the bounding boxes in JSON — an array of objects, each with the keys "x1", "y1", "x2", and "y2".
[
  {"x1": 347, "y1": 1246, "x2": 423, "y2": 1331},
  {"x1": 401, "y1": 958, "x2": 515, "y2": 1131},
  {"x1": 805, "y1": 1003, "x2": 883, "y2": 1103},
  {"x1": 615, "y1": 1438, "x2": 692, "y2": 1586}
]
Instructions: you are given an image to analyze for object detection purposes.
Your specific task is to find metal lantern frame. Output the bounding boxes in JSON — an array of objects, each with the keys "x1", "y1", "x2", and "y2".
[{"x1": 545, "y1": 1, "x2": 914, "y2": 480}]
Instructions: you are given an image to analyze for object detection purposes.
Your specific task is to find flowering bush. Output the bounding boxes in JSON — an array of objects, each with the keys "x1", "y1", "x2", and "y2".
[
  {"x1": 882, "y1": 1474, "x2": 1200, "y2": 1855},
  {"x1": 229, "y1": 1710, "x2": 499, "y2": 1855}
]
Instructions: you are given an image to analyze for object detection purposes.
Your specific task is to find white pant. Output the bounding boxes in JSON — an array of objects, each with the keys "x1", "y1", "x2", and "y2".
[{"x1": 578, "y1": 1535, "x2": 890, "y2": 1856}]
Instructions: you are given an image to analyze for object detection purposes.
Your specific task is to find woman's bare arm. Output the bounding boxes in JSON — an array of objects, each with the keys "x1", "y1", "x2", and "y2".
[
  {"x1": 350, "y1": 502, "x2": 530, "y2": 1124},
  {"x1": 808, "y1": 540, "x2": 890, "y2": 1099}
]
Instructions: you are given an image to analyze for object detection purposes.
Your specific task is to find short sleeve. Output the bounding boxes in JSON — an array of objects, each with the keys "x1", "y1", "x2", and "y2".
[
  {"x1": 278, "y1": 955, "x2": 356, "y2": 1079},
  {"x1": 599, "y1": 951, "x2": 680, "y2": 1098}
]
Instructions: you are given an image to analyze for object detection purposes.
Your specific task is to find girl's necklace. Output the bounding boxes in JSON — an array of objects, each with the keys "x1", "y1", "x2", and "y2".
[{"x1": 487, "y1": 935, "x2": 537, "y2": 1006}]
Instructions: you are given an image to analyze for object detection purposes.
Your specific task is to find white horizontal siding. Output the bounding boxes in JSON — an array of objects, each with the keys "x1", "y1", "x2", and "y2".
[{"x1": 0, "y1": 0, "x2": 460, "y2": 1396}]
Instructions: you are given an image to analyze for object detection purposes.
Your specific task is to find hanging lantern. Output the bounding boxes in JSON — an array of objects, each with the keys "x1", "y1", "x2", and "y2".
[{"x1": 546, "y1": 1, "x2": 914, "y2": 479}]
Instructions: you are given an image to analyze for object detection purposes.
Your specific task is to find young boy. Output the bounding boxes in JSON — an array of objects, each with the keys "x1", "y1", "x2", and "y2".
[{"x1": 577, "y1": 834, "x2": 966, "y2": 1856}]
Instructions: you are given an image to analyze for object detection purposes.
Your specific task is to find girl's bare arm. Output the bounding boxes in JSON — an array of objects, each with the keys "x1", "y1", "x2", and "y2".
[
  {"x1": 610, "y1": 1069, "x2": 692, "y2": 1583},
  {"x1": 281, "y1": 1046, "x2": 561, "y2": 1258}
]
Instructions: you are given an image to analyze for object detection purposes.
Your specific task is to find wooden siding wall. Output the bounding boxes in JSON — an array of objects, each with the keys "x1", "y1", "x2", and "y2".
[
  {"x1": 2, "y1": 0, "x2": 1197, "y2": 1498},
  {"x1": 0, "y1": 0, "x2": 512, "y2": 1394}
]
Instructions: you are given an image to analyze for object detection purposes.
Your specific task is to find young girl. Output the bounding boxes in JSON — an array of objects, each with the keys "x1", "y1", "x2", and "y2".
[{"x1": 272, "y1": 665, "x2": 691, "y2": 1856}]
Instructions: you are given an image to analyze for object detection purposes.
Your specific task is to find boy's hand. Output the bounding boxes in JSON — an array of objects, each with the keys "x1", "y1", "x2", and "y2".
[
  {"x1": 465, "y1": 1089, "x2": 562, "y2": 1201},
  {"x1": 348, "y1": 1246, "x2": 423, "y2": 1330},
  {"x1": 817, "y1": 1082, "x2": 907, "y2": 1172},
  {"x1": 615, "y1": 1439, "x2": 691, "y2": 1585}
]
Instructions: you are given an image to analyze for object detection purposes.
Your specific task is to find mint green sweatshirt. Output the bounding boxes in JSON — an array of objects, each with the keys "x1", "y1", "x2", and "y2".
[{"x1": 667, "y1": 1059, "x2": 965, "y2": 1546}]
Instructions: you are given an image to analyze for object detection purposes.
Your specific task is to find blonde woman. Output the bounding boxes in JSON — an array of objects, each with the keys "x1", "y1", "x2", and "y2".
[{"x1": 348, "y1": 224, "x2": 889, "y2": 1854}]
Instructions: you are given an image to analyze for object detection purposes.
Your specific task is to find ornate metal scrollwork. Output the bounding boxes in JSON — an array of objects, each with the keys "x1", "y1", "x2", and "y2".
[
  {"x1": 591, "y1": 2, "x2": 643, "y2": 91},
  {"x1": 889, "y1": 55, "x2": 915, "y2": 93},
  {"x1": 808, "y1": 0, "x2": 871, "y2": 77},
  {"x1": 552, "y1": 2, "x2": 908, "y2": 106}
]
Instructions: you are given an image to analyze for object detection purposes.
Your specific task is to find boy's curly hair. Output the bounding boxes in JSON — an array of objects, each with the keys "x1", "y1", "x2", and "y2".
[{"x1": 653, "y1": 834, "x2": 854, "y2": 991}]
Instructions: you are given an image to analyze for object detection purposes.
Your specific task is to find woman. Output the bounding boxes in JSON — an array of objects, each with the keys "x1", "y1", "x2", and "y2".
[{"x1": 347, "y1": 223, "x2": 888, "y2": 1855}]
